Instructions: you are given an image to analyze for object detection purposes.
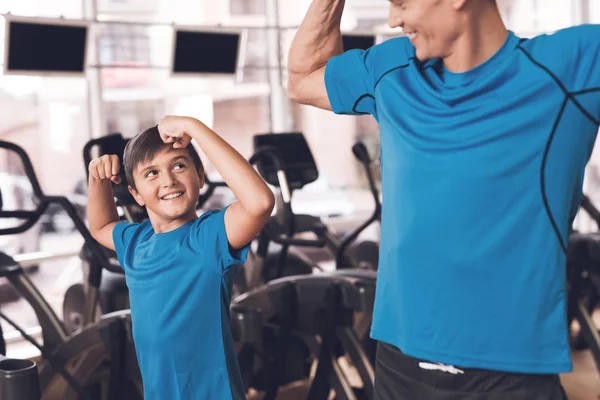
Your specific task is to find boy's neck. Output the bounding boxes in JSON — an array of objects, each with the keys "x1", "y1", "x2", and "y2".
[
  {"x1": 149, "y1": 209, "x2": 198, "y2": 234},
  {"x1": 442, "y1": 5, "x2": 508, "y2": 73}
]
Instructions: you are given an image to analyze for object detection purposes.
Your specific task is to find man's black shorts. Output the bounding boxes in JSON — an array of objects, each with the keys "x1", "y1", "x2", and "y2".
[{"x1": 374, "y1": 342, "x2": 568, "y2": 400}]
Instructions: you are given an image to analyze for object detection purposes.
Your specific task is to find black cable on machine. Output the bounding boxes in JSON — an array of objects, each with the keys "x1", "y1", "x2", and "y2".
[
  {"x1": 264, "y1": 283, "x2": 297, "y2": 400},
  {"x1": 307, "y1": 285, "x2": 339, "y2": 400},
  {"x1": 0, "y1": 310, "x2": 94, "y2": 400},
  {"x1": 0, "y1": 319, "x2": 5, "y2": 356}
]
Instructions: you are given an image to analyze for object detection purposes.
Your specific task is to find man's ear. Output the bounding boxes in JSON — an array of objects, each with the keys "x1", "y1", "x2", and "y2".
[
  {"x1": 450, "y1": 0, "x2": 468, "y2": 10},
  {"x1": 128, "y1": 185, "x2": 145, "y2": 207}
]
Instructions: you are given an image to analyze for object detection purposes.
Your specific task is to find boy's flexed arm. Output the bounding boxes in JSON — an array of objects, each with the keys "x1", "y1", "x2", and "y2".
[
  {"x1": 158, "y1": 116, "x2": 275, "y2": 249},
  {"x1": 87, "y1": 155, "x2": 122, "y2": 250}
]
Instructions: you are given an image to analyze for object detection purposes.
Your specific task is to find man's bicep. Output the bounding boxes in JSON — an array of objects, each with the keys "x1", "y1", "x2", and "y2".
[{"x1": 292, "y1": 67, "x2": 332, "y2": 111}]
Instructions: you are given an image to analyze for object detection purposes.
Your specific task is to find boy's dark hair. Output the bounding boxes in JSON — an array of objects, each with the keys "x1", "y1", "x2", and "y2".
[{"x1": 123, "y1": 126, "x2": 204, "y2": 190}]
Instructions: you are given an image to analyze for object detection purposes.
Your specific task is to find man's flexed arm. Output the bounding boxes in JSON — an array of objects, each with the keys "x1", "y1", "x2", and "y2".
[{"x1": 287, "y1": 0, "x2": 346, "y2": 110}]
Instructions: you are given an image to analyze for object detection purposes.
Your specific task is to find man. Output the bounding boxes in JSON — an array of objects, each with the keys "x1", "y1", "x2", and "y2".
[{"x1": 288, "y1": 0, "x2": 600, "y2": 399}]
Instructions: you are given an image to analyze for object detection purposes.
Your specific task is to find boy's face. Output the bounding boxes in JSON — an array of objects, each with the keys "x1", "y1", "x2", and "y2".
[
  {"x1": 128, "y1": 147, "x2": 203, "y2": 225},
  {"x1": 388, "y1": 0, "x2": 464, "y2": 61}
]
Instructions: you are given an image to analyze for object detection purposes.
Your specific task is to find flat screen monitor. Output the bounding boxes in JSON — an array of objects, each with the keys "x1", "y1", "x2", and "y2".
[
  {"x1": 3, "y1": 16, "x2": 88, "y2": 76},
  {"x1": 171, "y1": 28, "x2": 241, "y2": 76},
  {"x1": 342, "y1": 33, "x2": 376, "y2": 51},
  {"x1": 253, "y1": 132, "x2": 319, "y2": 190}
]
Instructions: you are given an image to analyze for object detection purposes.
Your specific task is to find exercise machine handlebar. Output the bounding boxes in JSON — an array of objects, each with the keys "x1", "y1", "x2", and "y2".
[
  {"x1": 581, "y1": 194, "x2": 600, "y2": 227},
  {"x1": 335, "y1": 142, "x2": 381, "y2": 269},
  {"x1": 0, "y1": 140, "x2": 116, "y2": 282},
  {"x1": 250, "y1": 146, "x2": 326, "y2": 248}
]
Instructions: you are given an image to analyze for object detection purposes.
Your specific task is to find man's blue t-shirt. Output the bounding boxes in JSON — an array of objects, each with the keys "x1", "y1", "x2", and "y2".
[
  {"x1": 112, "y1": 208, "x2": 248, "y2": 399},
  {"x1": 325, "y1": 26, "x2": 600, "y2": 373}
]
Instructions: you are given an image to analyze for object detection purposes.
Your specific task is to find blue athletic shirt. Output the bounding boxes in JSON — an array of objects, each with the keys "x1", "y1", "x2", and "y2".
[
  {"x1": 325, "y1": 26, "x2": 600, "y2": 373},
  {"x1": 112, "y1": 208, "x2": 248, "y2": 399}
]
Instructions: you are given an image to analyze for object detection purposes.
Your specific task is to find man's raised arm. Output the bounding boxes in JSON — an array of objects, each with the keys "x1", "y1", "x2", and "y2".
[{"x1": 287, "y1": 0, "x2": 346, "y2": 110}]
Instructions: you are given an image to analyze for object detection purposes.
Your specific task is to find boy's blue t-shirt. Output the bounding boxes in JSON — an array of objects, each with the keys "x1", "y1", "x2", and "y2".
[
  {"x1": 112, "y1": 208, "x2": 249, "y2": 399},
  {"x1": 325, "y1": 26, "x2": 600, "y2": 373}
]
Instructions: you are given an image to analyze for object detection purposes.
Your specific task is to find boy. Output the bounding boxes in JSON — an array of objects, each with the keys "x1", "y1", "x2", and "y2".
[
  {"x1": 289, "y1": 0, "x2": 599, "y2": 398},
  {"x1": 87, "y1": 115, "x2": 275, "y2": 399}
]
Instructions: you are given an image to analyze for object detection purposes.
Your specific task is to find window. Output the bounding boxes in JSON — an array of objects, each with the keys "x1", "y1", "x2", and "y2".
[
  {"x1": 590, "y1": 0, "x2": 600, "y2": 22},
  {"x1": 230, "y1": 0, "x2": 265, "y2": 16},
  {"x1": 501, "y1": 0, "x2": 577, "y2": 35},
  {"x1": 98, "y1": 24, "x2": 151, "y2": 66}
]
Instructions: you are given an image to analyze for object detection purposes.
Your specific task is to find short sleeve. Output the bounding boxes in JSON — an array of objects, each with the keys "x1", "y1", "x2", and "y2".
[
  {"x1": 191, "y1": 208, "x2": 250, "y2": 271},
  {"x1": 112, "y1": 221, "x2": 140, "y2": 266},
  {"x1": 325, "y1": 49, "x2": 377, "y2": 117},
  {"x1": 567, "y1": 25, "x2": 600, "y2": 123},
  {"x1": 567, "y1": 25, "x2": 600, "y2": 91},
  {"x1": 525, "y1": 25, "x2": 600, "y2": 122}
]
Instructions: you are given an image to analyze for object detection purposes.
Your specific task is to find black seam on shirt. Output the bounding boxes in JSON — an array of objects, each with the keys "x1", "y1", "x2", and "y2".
[
  {"x1": 569, "y1": 95, "x2": 600, "y2": 126},
  {"x1": 374, "y1": 58, "x2": 414, "y2": 89},
  {"x1": 348, "y1": 57, "x2": 416, "y2": 115},
  {"x1": 571, "y1": 87, "x2": 600, "y2": 96},
  {"x1": 518, "y1": 46, "x2": 570, "y2": 93},
  {"x1": 352, "y1": 93, "x2": 376, "y2": 114},
  {"x1": 541, "y1": 97, "x2": 569, "y2": 254},
  {"x1": 518, "y1": 46, "x2": 599, "y2": 125},
  {"x1": 570, "y1": 87, "x2": 600, "y2": 116}
]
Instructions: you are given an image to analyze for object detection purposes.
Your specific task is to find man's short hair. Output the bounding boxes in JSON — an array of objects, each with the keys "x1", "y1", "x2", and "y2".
[{"x1": 123, "y1": 126, "x2": 203, "y2": 190}]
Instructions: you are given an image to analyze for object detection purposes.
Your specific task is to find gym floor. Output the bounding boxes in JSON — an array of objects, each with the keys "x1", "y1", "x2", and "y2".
[{"x1": 1, "y1": 231, "x2": 600, "y2": 399}]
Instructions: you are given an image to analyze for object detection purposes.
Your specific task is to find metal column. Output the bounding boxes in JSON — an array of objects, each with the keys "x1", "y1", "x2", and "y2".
[
  {"x1": 580, "y1": 0, "x2": 590, "y2": 23},
  {"x1": 265, "y1": 0, "x2": 292, "y2": 133},
  {"x1": 83, "y1": 0, "x2": 106, "y2": 139}
]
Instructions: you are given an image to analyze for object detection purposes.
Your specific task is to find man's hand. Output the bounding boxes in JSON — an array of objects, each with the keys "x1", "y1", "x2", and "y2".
[
  {"x1": 157, "y1": 115, "x2": 199, "y2": 149},
  {"x1": 89, "y1": 154, "x2": 121, "y2": 184}
]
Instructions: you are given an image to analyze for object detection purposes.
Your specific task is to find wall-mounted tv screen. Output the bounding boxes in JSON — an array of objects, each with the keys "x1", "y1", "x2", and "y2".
[
  {"x1": 4, "y1": 16, "x2": 88, "y2": 76},
  {"x1": 171, "y1": 28, "x2": 242, "y2": 76},
  {"x1": 342, "y1": 33, "x2": 376, "y2": 51}
]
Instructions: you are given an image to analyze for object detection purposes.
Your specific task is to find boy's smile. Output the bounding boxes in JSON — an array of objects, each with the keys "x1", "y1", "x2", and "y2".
[{"x1": 129, "y1": 146, "x2": 203, "y2": 233}]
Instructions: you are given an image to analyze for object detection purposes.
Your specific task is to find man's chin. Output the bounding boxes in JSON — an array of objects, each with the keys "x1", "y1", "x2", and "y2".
[{"x1": 414, "y1": 50, "x2": 430, "y2": 62}]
